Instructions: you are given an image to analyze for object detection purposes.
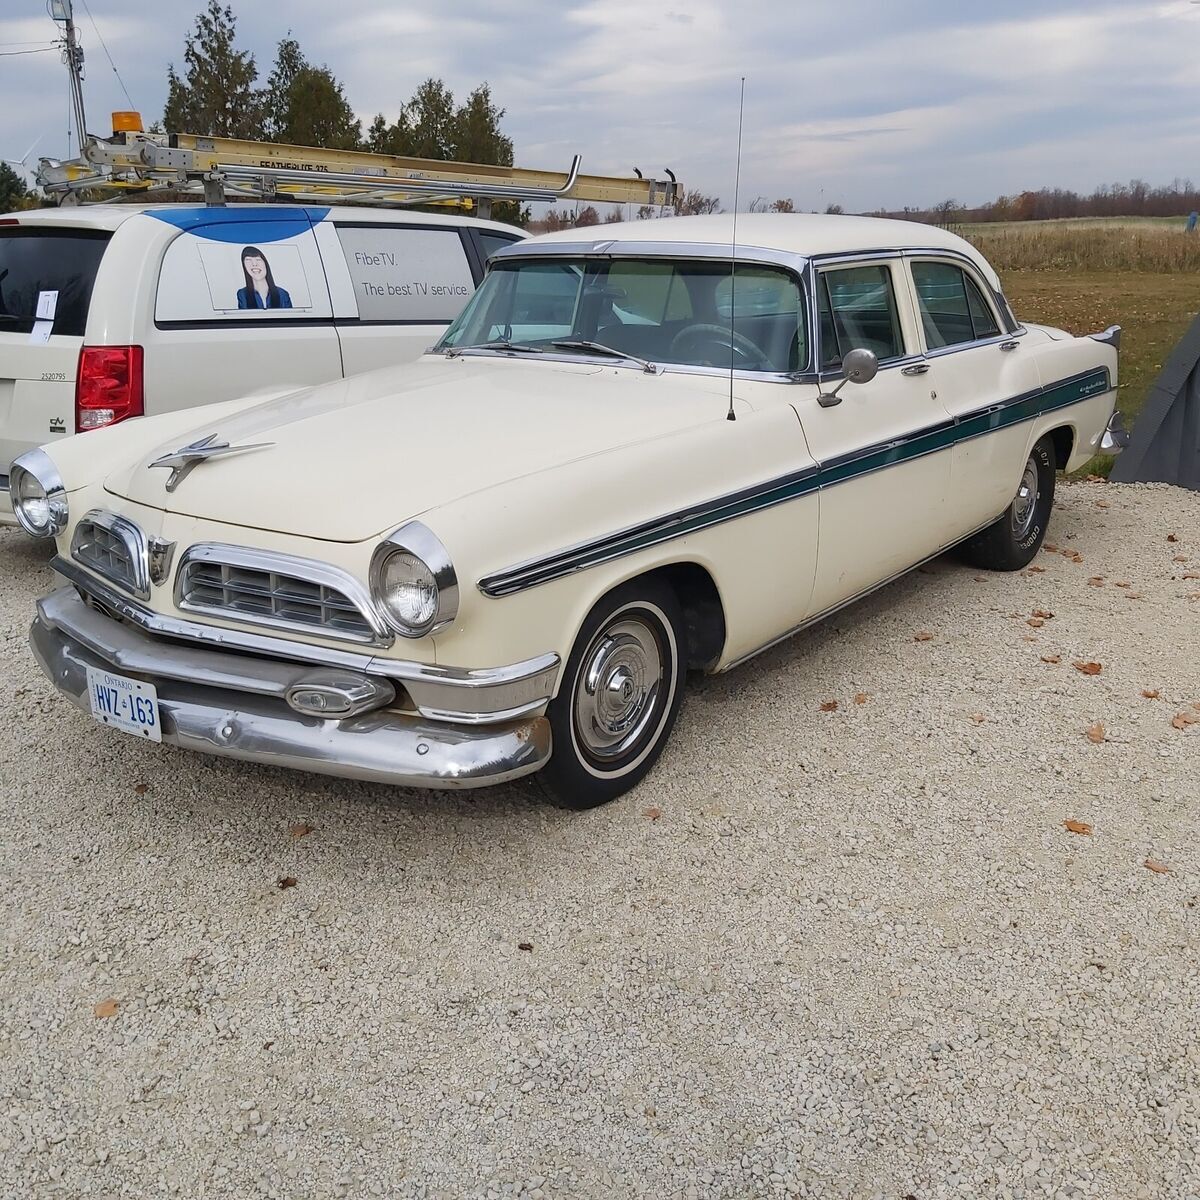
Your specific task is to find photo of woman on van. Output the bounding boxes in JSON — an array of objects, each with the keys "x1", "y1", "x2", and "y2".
[{"x1": 236, "y1": 247, "x2": 292, "y2": 309}]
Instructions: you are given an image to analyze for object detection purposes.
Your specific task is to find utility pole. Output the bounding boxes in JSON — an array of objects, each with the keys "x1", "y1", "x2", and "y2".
[{"x1": 50, "y1": 0, "x2": 88, "y2": 151}]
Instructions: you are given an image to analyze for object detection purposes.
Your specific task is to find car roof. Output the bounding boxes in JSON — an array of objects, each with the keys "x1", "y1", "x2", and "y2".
[
  {"x1": 2, "y1": 203, "x2": 525, "y2": 237},
  {"x1": 524, "y1": 213, "x2": 1001, "y2": 287}
]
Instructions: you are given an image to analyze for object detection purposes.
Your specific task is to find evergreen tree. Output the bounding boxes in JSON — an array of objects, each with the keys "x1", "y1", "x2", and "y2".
[
  {"x1": 0, "y1": 163, "x2": 33, "y2": 213},
  {"x1": 163, "y1": 1, "x2": 261, "y2": 138},
  {"x1": 263, "y1": 35, "x2": 306, "y2": 141}
]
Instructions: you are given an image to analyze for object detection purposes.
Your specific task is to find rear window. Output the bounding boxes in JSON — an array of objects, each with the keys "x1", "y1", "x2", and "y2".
[{"x1": 0, "y1": 228, "x2": 110, "y2": 336}]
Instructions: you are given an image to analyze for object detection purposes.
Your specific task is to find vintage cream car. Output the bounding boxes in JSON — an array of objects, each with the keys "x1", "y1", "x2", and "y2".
[{"x1": 14, "y1": 214, "x2": 1126, "y2": 808}]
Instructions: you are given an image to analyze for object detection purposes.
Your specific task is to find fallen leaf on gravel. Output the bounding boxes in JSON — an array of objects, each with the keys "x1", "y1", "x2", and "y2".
[
  {"x1": 1044, "y1": 543, "x2": 1059, "y2": 552},
  {"x1": 1188, "y1": 594, "x2": 1200, "y2": 602},
  {"x1": 1174, "y1": 555, "x2": 1190, "y2": 563},
  {"x1": 289, "y1": 823, "x2": 315, "y2": 839},
  {"x1": 968, "y1": 713, "x2": 986, "y2": 724},
  {"x1": 1027, "y1": 565, "x2": 1046, "y2": 574},
  {"x1": 1022, "y1": 635, "x2": 1039, "y2": 643},
  {"x1": 1070, "y1": 553, "x2": 1084, "y2": 563},
  {"x1": 133, "y1": 783, "x2": 148, "y2": 795},
  {"x1": 1184, "y1": 573, "x2": 1200, "y2": 580},
  {"x1": 854, "y1": 693, "x2": 869, "y2": 705},
  {"x1": 1031, "y1": 609, "x2": 1054, "y2": 620},
  {"x1": 1086, "y1": 723, "x2": 1107, "y2": 744},
  {"x1": 914, "y1": 631, "x2": 933, "y2": 642},
  {"x1": 277, "y1": 877, "x2": 297, "y2": 889},
  {"x1": 1086, "y1": 474, "x2": 1105, "y2": 483},
  {"x1": 1142, "y1": 689, "x2": 1160, "y2": 699},
  {"x1": 1063, "y1": 819, "x2": 1092, "y2": 835},
  {"x1": 1145, "y1": 860, "x2": 1171, "y2": 874},
  {"x1": 1041, "y1": 655, "x2": 1062, "y2": 664},
  {"x1": 1114, "y1": 581, "x2": 1131, "y2": 588},
  {"x1": 93, "y1": 998, "x2": 119, "y2": 1018},
  {"x1": 1026, "y1": 617, "x2": 1045, "y2": 628},
  {"x1": 1192, "y1": 702, "x2": 1200, "y2": 712},
  {"x1": 1087, "y1": 577, "x2": 1105, "y2": 587},
  {"x1": 1171, "y1": 712, "x2": 1199, "y2": 730},
  {"x1": 1096, "y1": 500, "x2": 1109, "y2": 509},
  {"x1": 1073, "y1": 661, "x2": 1103, "y2": 675},
  {"x1": 518, "y1": 942, "x2": 533, "y2": 951},
  {"x1": 820, "y1": 700, "x2": 838, "y2": 712},
  {"x1": 1168, "y1": 533, "x2": 1179, "y2": 543},
  {"x1": 643, "y1": 806, "x2": 662, "y2": 821}
]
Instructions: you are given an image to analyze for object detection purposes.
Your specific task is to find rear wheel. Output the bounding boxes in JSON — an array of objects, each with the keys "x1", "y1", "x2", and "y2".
[
  {"x1": 538, "y1": 579, "x2": 686, "y2": 810},
  {"x1": 960, "y1": 435, "x2": 1056, "y2": 571}
]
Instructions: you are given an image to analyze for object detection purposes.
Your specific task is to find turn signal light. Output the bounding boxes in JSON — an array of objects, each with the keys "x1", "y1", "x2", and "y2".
[{"x1": 76, "y1": 345, "x2": 144, "y2": 431}]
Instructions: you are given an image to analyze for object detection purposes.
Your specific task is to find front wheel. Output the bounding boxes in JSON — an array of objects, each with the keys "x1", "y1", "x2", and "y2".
[
  {"x1": 960, "y1": 435, "x2": 1057, "y2": 571},
  {"x1": 537, "y1": 579, "x2": 686, "y2": 810}
]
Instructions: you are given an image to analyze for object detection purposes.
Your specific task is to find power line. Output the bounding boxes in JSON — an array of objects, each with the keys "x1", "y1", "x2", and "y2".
[
  {"x1": 77, "y1": 0, "x2": 135, "y2": 110},
  {"x1": 0, "y1": 46, "x2": 57, "y2": 57}
]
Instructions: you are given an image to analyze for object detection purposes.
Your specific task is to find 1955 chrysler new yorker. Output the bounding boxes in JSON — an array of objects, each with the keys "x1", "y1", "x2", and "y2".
[{"x1": 14, "y1": 214, "x2": 1126, "y2": 808}]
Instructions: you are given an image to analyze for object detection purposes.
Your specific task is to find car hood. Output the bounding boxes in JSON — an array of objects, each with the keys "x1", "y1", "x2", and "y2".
[{"x1": 103, "y1": 356, "x2": 738, "y2": 542}]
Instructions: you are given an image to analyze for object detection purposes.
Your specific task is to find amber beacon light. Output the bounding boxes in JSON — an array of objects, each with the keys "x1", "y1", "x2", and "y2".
[{"x1": 111, "y1": 111, "x2": 143, "y2": 134}]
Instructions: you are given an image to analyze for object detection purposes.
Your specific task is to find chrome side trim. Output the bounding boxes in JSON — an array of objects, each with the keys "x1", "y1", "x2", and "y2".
[
  {"x1": 52, "y1": 557, "x2": 560, "y2": 724},
  {"x1": 478, "y1": 366, "x2": 1111, "y2": 599},
  {"x1": 70, "y1": 509, "x2": 151, "y2": 600},
  {"x1": 30, "y1": 600, "x2": 550, "y2": 791},
  {"x1": 174, "y1": 542, "x2": 391, "y2": 647}
]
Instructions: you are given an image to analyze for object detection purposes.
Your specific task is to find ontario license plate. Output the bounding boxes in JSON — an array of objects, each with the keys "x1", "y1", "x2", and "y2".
[{"x1": 85, "y1": 666, "x2": 162, "y2": 743}]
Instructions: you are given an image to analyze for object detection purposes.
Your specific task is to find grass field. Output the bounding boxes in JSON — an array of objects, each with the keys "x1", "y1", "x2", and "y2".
[{"x1": 954, "y1": 221, "x2": 1200, "y2": 475}]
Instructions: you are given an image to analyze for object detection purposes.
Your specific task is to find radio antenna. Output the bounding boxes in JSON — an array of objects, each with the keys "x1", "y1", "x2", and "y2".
[{"x1": 727, "y1": 76, "x2": 745, "y2": 422}]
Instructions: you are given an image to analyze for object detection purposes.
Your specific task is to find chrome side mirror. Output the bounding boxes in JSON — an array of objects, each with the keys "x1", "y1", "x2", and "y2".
[{"x1": 818, "y1": 347, "x2": 879, "y2": 408}]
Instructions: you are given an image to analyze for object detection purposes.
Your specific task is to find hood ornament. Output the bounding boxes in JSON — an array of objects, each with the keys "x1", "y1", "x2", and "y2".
[{"x1": 149, "y1": 433, "x2": 275, "y2": 493}]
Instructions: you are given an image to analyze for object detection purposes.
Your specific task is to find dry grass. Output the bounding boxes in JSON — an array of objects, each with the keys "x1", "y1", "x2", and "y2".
[
  {"x1": 1002, "y1": 270, "x2": 1200, "y2": 475},
  {"x1": 964, "y1": 222, "x2": 1200, "y2": 273}
]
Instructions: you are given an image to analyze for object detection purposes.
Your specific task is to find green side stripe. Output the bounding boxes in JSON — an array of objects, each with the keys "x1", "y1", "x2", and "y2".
[{"x1": 478, "y1": 366, "x2": 1112, "y2": 597}]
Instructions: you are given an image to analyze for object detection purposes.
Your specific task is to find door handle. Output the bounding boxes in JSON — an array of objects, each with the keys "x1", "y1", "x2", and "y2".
[
  {"x1": 901, "y1": 363, "x2": 930, "y2": 376},
  {"x1": 1000, "y1": 340, "x2": 1020, "y2": 351}
]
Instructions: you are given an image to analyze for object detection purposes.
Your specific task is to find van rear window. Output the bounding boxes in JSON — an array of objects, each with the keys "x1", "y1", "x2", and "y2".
[{"x1": 0, "y1": 228, "x2": 110, "y2": 337}]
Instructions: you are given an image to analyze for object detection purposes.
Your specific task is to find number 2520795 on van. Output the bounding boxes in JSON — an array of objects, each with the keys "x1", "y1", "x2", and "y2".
[{"x1": 13, "y1": 213, "x2": 1126, "y2": 809}]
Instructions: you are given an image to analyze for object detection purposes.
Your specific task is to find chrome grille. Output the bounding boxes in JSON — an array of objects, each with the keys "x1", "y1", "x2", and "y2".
[
  {"x1": 71, "y1": 511, "x2": 149, "y2": 599},
  {"x1": 176, "y1": 545, "x2": 385, "y2": 644}
]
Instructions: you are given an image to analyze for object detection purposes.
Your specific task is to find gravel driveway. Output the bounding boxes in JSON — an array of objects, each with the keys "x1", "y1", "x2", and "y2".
[{"x1": 1, "y1": 481, "x2": 1198, "y2": 1200}]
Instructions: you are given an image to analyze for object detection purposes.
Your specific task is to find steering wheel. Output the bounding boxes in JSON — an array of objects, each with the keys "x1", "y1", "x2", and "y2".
[{"x1": 669, "y1": 324, "x2": 770, "y2": 370}]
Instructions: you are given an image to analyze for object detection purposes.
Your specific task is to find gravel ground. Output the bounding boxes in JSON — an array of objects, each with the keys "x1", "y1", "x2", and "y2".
[{"x1": 1, "y1": 480, "x2": 1199, "y2": 1200}]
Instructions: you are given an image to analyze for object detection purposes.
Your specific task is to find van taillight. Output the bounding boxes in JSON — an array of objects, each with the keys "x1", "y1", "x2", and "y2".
[{"x1": 76, "y1": 345, "x2": 144, "y2": 431}]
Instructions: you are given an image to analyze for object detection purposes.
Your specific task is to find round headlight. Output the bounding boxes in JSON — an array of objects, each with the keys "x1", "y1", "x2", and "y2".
[
  {"x1": 369, "y1": 522, "x2": 459, "y2": 639},
  {"x1": 377, "y1": 550, "x2": 439, "y2": 630},
  {"x1": 10, "y1": 448, "x2": 68, "y2": 539}
]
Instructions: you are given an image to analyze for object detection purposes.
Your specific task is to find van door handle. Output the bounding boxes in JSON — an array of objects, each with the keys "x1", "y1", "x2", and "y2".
[
  {"x1": 1000, "y1": 340, "x2": 1020, "y2": 352},
  {"x1": 901, "y1": 363, "x2": 930, "y2": 376}
]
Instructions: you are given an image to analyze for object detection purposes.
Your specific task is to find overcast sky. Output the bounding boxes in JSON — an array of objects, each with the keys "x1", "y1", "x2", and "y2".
[{"x1": 2, "y1": 0, "x2": 1199, "y2": 213}]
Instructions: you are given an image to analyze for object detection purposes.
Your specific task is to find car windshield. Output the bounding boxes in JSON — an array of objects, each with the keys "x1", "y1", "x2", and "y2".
[{"x1": 437, "y1": 256, "x2": 809, "y2": 374}]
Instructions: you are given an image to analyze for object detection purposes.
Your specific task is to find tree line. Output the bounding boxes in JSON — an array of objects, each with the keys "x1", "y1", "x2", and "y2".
[{"x1": 876, "y1": 179, "x2": 1200, "y2": 226}]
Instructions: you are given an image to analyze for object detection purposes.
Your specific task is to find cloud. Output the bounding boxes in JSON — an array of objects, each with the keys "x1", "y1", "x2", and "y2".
[{"x1": 1, "y1": 0, "x2": 1197, "y2": 212}]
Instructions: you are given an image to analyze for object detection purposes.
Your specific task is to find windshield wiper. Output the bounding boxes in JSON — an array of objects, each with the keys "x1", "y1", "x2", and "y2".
[
  {"x1": 551, "y1": 339, "x2": 659, "y2": 374},
  {"x1": 445, "y1": 339, "x2": 543, "y2": 358}
]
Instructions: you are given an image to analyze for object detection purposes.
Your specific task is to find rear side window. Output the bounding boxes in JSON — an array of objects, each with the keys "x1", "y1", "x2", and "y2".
[
  {"x1": 478, "y1": 232, "x2": 522, "y2": 262},
  {"x1": 818, "y1": 264, "x2": 904, "y2": 368},
  {"x1": 336, "y1": 226, "x2": 475, "y2": 322},
  {"x1": 0, "y1": 228, "x2": 110, "y2": 336},
  {"x1": 911, "y1": 260, "x2": 1001, "y2": 348}
]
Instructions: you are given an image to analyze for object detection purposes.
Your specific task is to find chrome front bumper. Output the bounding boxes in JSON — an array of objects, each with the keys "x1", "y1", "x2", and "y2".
[{"x1": 30, "y1": 587, "x2": 552, "y2": 790}]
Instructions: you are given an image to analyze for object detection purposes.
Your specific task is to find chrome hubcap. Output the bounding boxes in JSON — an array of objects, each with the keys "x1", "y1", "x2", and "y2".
[
  {"x1": 1011, "y1": 457, "x2": 1039, "y2": 539},
  {"x1": 574, "y1": 617, "x2": 663, "y2": 760}
]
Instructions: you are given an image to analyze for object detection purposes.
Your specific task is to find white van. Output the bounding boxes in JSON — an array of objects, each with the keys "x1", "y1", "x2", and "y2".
[{"x1": 0, "y1": 203, "x2": 525, "y2": 524}]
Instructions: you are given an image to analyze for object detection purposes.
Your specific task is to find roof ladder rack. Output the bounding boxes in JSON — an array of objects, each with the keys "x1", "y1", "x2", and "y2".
[{"x1": 36, "y1": 124, "x2": 681, "y2": 216}]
